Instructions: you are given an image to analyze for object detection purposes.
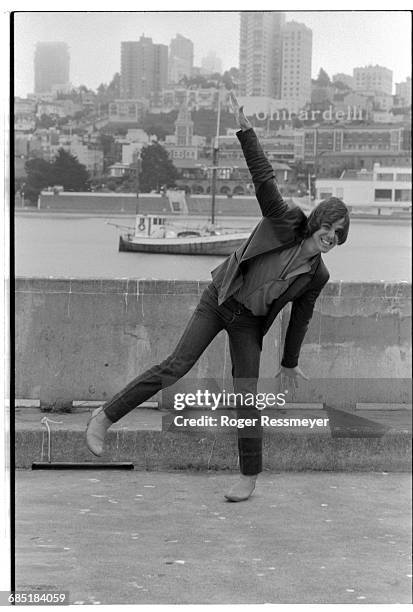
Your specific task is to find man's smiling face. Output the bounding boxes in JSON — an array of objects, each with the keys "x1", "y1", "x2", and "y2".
[{"x1": 310, "y1": 218, "x2": 347, "y2": 254}]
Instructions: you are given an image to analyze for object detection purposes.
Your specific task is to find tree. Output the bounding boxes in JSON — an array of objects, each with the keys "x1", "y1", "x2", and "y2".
[
  {"x1": 51, "y1": 149, "x2": 90, "y2": 191},
  {"x1": 139, "y1": 142, "x2": 178, "y2": 192},
  {"x1": 334, "y1": 80, "x2": 351, "y2": 91},
  {"x1": 23, "y1": 149, "x2": 91, "y2": 201},
  {"x1": 36, "y1": 114, "x2": 57, "y2": 129},
  {"x1": 24, "y1": 157, "x2": 55, "y2": 202},
  {"x1": 316, "y1": 68, "x2": 331, "y2": 87},
  {"x1": 222, "y1": 67, "x2": 239, "y2": 89},
  {"x1": 96, "y1": 72, "x2": 120, "y2": 104}
]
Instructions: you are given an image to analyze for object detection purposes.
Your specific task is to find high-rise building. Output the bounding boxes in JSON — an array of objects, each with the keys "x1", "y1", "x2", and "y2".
[
  {"x1": 281, "y1": 21, "x2": 312, "y2": 107},
  {"x1": 200, "y1": 51, "x2": 222, "y2": 76},
  {"x1": 353, "y1": 65, "x2": 393, "y2": 95},
  {"x1": 239, "y1": 11, "x2": 285, "y2": 98},
  {"x1": 169, "y1": 34, "x2": 194, "y2": 84},
  {"x1": 120, "y1": 36, "x2": 168, "y2": 100},
  {"x1": 34, "y1": 42, "x2": 70, "y2": 94}
]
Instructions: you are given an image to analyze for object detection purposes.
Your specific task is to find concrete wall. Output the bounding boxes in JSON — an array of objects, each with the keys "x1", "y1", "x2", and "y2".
[
  {"x1": 36, "y1": 192, "x2": 262, "y2": 217},
  {"x1": 15, "y1": 278, "x2": 411, "y2": 407}
]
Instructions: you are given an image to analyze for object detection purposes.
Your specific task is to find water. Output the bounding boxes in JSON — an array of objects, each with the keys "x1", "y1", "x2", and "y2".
[{"x1": 14, "y1": 212, "x2": 411, "y2": 282}]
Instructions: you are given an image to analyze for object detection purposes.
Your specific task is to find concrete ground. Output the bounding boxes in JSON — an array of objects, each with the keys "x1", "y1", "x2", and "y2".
[{"x1": 15, "y1": 470, "x2": 412, "y2": 605}]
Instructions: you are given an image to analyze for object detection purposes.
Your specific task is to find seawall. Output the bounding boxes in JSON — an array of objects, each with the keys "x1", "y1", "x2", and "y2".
[
  {"x1": 33, "y1": 192, "x2": 262, "y2": 217},
  {"x1": 15, "y1": 278, "x2": 411, "y2": 408}
]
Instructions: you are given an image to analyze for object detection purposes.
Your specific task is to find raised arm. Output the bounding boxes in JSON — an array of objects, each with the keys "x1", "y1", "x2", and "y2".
[{"x1": 229, "y1": 92, "x2": 288, "y2": 218}]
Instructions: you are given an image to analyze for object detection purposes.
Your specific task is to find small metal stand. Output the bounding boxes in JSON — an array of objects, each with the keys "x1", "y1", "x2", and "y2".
[
  {"x1": 32, "y1": 462, "x2": 134, "y2": 470},
  {"x1": 31, "y1": 416, "x2": 134, "y2": 470}
]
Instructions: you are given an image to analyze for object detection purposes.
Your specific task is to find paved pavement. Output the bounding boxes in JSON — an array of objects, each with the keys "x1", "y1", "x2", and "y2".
[{"x1": 15, "y1": 470, "x2": 412, "y2": 605}]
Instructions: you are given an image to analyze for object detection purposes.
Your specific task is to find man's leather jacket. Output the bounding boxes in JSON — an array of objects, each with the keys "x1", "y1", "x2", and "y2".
[{"x1": 211, "y1": 128, "x2": 330, "y2": 368}]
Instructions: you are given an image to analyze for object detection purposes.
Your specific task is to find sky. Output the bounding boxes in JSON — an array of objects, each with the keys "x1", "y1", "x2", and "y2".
[{"x1": 12, "y1": 10, "x2": 412, "y2": 97}]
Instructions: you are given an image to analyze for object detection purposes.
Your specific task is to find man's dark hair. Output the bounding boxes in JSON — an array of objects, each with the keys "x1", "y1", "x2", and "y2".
[{"x1": 306, "y1": 197, "x2": 350, "y2": 245}]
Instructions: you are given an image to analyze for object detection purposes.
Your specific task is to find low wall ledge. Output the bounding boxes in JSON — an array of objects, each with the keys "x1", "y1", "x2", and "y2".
[{"x1": 14, "y1": 277, "x2": 412, "y2": 298}]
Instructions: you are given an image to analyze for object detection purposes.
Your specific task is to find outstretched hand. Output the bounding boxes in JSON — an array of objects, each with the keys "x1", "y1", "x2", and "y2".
[
  {"x1": 275, "y1": 365, "x2": 309, "y2": 392},
  {"x1": 229, "y1": 91, "x2": 252, "y2": 131}
]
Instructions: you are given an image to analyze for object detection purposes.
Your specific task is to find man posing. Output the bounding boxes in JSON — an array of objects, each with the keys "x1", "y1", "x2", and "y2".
[{"x1": 87, "y1": 93, "x2": 350, "y2": 502}]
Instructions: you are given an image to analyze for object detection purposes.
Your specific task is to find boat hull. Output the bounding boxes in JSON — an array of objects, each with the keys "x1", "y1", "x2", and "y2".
[{"x1": 119, "y1": 233, "x2": 249, "y2": 255}]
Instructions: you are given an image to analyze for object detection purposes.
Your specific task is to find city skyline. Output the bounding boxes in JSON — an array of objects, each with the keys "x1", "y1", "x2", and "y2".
[{"x1": 14, "y1": 11, "x2": 411, "y2": 98}]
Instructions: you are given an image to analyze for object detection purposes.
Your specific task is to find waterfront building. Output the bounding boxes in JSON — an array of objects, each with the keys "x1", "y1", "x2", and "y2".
[
  {"x1": 299, "y1": 124, "x2": 410, "y2": 158},
  {"x1": 173, "y1": 140, "x2": 292, "y2": 196},
  {"x1": 316, "y1": 163, "x2": 411, "y2": 210},
  {"x1": 34, "y1": 42, "x2": 70, "y2": 94},
  {"x1": 296, "y1": 124, "x2": 411, "y2": 176}
]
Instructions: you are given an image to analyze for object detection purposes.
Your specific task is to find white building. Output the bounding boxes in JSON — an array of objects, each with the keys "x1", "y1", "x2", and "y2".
[
  {"x1": 395, "y1": 77, "x2": 412, "y2": 107},
  {"x1": 108, "y1": 99, "x2": 149, "y2": 123},
  {"x1": 48, "y1": 134, "x2": 104, "y2": 175},
  {"x1": 316, "y1": 164, "x2": 411, "y2": 210},
  {"x1": 353, "y1": 65, "x2": 393, "y2": 95},
  {"x1": 281, "y1": 21, "x2": 312, "y2": 108}
]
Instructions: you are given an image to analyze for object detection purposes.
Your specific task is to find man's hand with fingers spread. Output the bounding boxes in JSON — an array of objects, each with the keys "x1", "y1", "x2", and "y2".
[
  {"x1": 229, "y1": 91, "x2": 252, "y2": 131},
  {"x1": 275, "y1": 365, "x2": 309, "y2": 392}
]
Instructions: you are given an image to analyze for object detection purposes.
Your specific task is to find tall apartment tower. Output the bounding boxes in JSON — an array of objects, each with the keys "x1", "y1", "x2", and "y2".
[
  {"x1": 281, "y1": 21, "x2": 312, "y2": 107},
  {"x1": 34, "y1": 42, "x2": 70, "y2": 93},
  {"x1": 353, "y1": 65, "x2": 393, "y2": 95},
  {"x1": 120, "y1": 36, "x2": 168, "y2": 99},
  {"x1": 169, "y1": 34, "x2": 194, "y2": 84},
  {"x1": 239, "y1": 11, "x2": 285, "y2": 97}
]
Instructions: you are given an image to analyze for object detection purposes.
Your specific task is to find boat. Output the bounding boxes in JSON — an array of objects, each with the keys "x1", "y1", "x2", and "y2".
[{"x1": 117, "y1": 214, "x2": 250, "y2": 256}]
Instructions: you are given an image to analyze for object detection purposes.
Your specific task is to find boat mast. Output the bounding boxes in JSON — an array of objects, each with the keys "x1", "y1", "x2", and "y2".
[
  {"x1": 210, "y1": 86, "x2": 222, "y2": 227},
  {"x1": 135, "y1": 153, "x2": 141, "y2": 217}
]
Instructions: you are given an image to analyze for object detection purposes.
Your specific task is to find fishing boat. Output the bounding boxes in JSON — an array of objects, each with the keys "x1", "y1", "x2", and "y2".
[{"x1": 117, "y1": 213, "x2": 250, "y2": 256}]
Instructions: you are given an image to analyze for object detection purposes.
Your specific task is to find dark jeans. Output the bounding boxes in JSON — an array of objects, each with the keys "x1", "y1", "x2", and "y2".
[{"x1": 103, "y1": 283, "x2": 265, "y2": 475}]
